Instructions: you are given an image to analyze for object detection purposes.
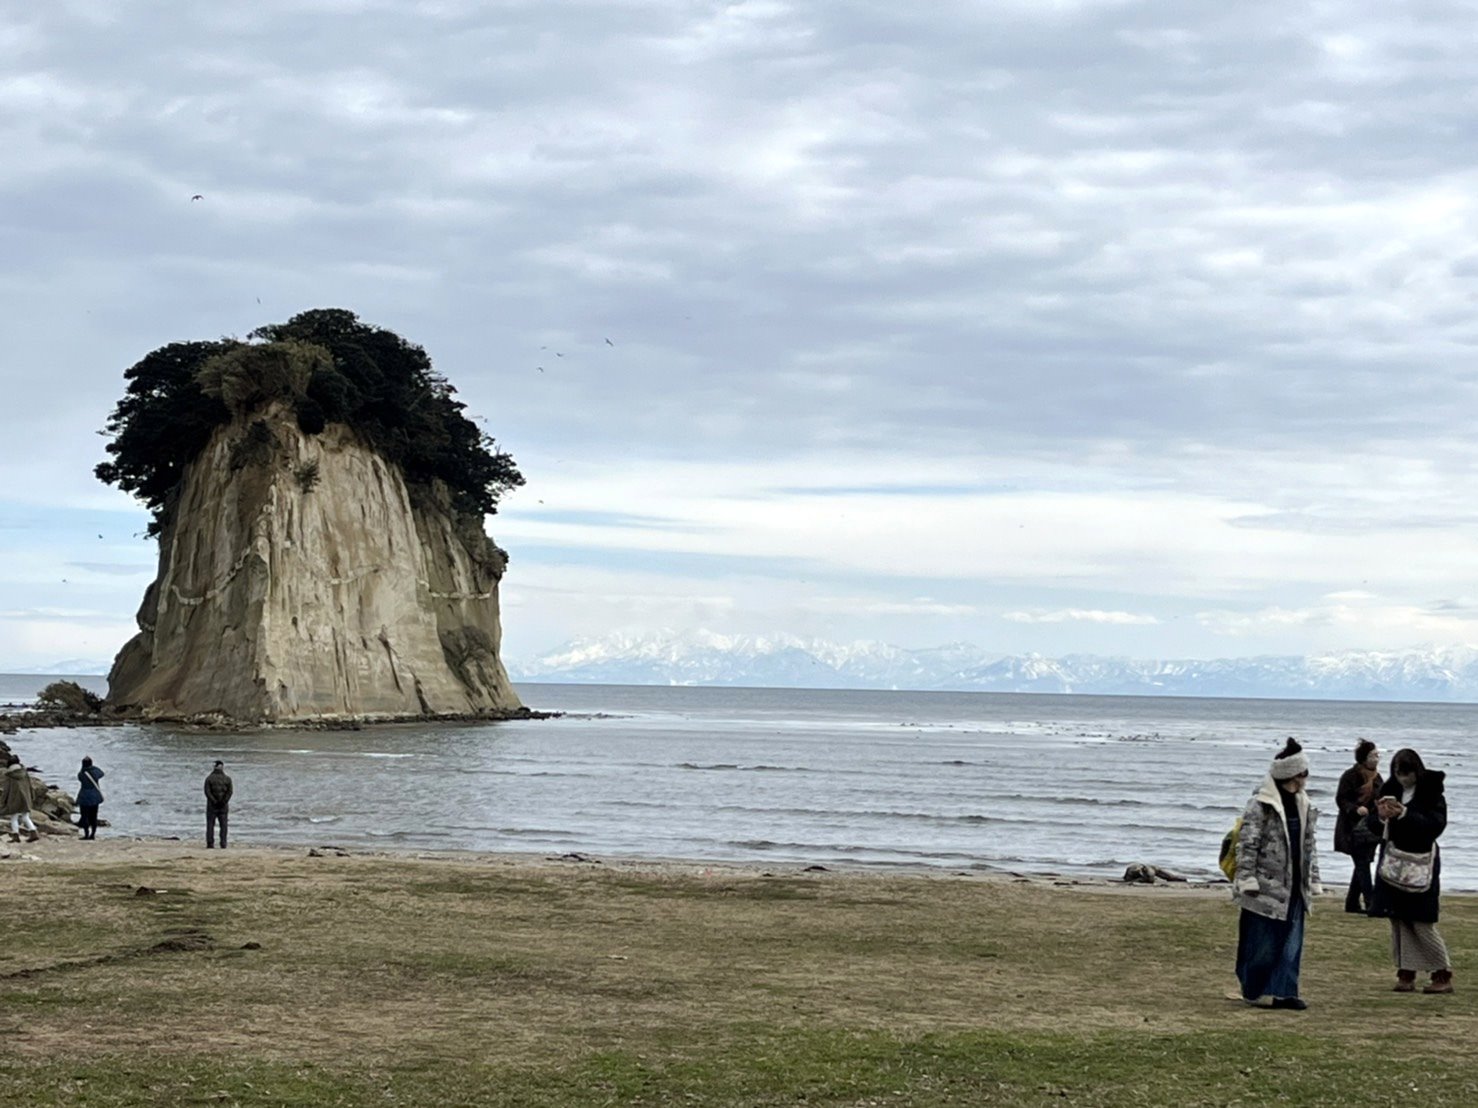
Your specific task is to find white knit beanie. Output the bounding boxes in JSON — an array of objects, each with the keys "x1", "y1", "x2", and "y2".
[{"x1": 1270, "y1": 737, "x2": 1309, "y2": 780}]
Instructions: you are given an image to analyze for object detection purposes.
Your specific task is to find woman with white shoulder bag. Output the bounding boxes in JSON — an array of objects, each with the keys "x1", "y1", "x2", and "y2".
[{"x1": 1366, "y1": 747, "x2": 1452, "y2": 994}]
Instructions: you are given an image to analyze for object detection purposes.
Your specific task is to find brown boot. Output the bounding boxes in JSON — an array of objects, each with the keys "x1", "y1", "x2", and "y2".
[
  {"x1": 4, "y1": 833, "x2": 18, "y2": 843},
  {"x1": 24, "y1": 830, "x2": 39, "y2": 843},
  {"x1": 1424, "y1": 970, "x2": 1454, "y2": 995},
  {"x1": 1394, "y1": 970, "x2": 1417, "y2": 992}
]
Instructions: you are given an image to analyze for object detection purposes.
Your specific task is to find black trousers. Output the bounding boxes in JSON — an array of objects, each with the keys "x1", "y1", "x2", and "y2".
[
  {"x1": 1346, "y1": 848, "x2": 1375, "y2": 911},
  {"x1": 78, "y1": 805, "x2": 99, "y2": 838},
  {"x1": 207, "y1": 808, "x2": 229, "y2": 848}
]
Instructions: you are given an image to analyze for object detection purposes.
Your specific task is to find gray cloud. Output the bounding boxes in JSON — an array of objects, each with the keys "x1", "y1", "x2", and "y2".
[
  {"x1": 11, "y1": 1, "x2": 1478, "y2": 473},
  {"x1": 4, "y1": 1, "x2": 1478, "y2": 661}
]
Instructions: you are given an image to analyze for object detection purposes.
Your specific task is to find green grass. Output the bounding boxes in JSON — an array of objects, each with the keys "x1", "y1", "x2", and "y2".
[
  {"x1": 2, "y1": 854, "x2": 1477, "y2": 1105},
  {"x1": 6, "y1": 1029, "x2": 1477, "y2": 1106}
]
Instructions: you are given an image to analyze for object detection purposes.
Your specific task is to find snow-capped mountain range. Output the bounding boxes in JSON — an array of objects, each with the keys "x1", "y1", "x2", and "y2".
[{"x1": 510, "y1": 631, "x2": 1478, "y2": 702}]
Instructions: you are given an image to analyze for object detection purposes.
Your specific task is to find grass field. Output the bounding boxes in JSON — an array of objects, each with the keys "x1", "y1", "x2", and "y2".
[{"x1": 1, "y1": 846, "x2": 1474, "y2": 1106}]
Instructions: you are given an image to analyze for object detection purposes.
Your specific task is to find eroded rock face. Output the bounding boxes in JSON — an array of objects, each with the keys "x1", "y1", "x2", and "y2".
[{"x1": 107, "y1": 403, "x2": 522, "y2": 721}]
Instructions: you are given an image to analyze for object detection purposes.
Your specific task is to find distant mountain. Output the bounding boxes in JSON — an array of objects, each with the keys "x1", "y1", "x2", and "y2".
[
  {"x1": 7, "y1": 660, "x2": 111, "y2": 676},
  {"x1": 510, "y1": 631, "x2": 1478, "y2": 702}
]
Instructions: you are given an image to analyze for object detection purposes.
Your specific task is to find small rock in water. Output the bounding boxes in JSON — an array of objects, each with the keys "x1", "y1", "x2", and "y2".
[
  {"x1": 241, "y1": 941, "x2": 263, "y2": 950},
  {"x1": 548, "y1": 851, "x2": 600, "y2": 864},
  {"x1": 802, "y1": 865, "x2": 828, "y2": 873},
  {"x1": 134, "y1": 886, "x2": 157, "y2": 897}
]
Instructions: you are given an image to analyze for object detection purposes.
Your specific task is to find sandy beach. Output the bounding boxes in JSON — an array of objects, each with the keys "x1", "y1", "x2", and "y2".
[{"x1": 4, "y1": 831, "x2": 1231, "y2": 888}]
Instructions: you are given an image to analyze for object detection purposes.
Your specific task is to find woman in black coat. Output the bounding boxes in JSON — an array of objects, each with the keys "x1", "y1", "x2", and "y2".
[
  {"x1": 1366, "y1": 748, "x2": 1451, "y2": 994},
  {"x1": 1333, "y1": 739, "x2": 1381, "y2": 913}
]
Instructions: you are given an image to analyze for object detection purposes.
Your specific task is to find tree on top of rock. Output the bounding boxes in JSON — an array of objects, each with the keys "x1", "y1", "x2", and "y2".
[{"x1": 95, "y1": 309, "x2": 523, "y2": 536}]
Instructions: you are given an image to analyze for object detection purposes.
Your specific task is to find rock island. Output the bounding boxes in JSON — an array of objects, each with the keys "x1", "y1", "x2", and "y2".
[{"x1": 96, "y1": 308, "x2": 525, "y2": 723}]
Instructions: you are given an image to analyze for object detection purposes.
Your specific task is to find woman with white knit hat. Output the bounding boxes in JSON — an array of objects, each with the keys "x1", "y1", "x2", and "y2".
[{"x1": 1231, "y1": 737, "x2": 1323, "y2": 1009}]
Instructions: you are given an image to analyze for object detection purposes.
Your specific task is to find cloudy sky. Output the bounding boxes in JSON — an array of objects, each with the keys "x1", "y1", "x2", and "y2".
[{"x1": 4, "y1": 0, "x2": 1478, "y2": 670}]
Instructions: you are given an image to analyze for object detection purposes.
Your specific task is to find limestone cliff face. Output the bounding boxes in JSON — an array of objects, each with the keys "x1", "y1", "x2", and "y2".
[{"x1": 107, "y1": 403, "x2": 522, "y2": 721}]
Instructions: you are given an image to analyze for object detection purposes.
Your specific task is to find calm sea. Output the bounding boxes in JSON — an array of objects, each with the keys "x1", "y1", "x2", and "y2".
[{"x1": 2, "y1": 675, "x2": 1473, "y2": 888}]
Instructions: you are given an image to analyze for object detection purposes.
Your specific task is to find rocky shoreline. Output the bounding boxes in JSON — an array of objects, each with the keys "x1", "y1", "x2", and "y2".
[
  {"x1": 0, "y1": 702, "x2": 560, "y2": 735},
  {"x1": 0, "y1": 733, "x2": 81, "y2": 839}
]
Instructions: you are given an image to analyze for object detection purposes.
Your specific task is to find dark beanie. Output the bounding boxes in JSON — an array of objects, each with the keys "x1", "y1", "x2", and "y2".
[{"x1": 1354, "y1": 739, "x2": 1376, "y2": 764}]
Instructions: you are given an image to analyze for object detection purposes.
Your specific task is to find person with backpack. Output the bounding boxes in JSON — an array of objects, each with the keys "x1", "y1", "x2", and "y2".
[
  {"x1": 1230, "y1": 738, "x2": 1323, "y2": 1010},
  {"x1": 1333, "y1": 740, "x2": 1382, "y2": 913},
  {"x1": 1365, "y1": 748, "x2": 1452, "y2": 994}
]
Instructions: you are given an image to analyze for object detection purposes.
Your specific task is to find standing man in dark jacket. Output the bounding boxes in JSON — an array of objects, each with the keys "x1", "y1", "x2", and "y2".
[{"x1": 204, "y1": 761, "x2": 233, "y2": 849}]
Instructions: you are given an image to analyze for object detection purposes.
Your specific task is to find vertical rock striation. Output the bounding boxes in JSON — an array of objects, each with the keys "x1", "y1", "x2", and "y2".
[{"x1": 108, "y1": 402, "x2": 522, "y2": 721}]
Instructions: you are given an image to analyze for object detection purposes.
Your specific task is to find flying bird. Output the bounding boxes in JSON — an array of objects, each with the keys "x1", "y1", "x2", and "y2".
[
  {"x1": 605, "y1": 338, "x2": 613, "y2": 346},
  {"x1": 191, "y1": 194, "x2": 204, "y2": 201},
  {"x1": 536, "y1": 367, "x2": 544, "y2": 373}
]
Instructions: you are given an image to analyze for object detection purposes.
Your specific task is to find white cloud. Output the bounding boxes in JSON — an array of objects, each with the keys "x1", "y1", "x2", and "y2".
[
  {"x1": 7, "y1": 1, "x2": 1478, "y2": 664},
  {"x1": 801, "y1": 596, "x2": 978, "y2": 617},
  {"x1": 1003, "y1": 609, "x2": 1160, "y2": 625},
  {"x1": 1196, "y1": 601, "x2": 1478, "y2": 646}
]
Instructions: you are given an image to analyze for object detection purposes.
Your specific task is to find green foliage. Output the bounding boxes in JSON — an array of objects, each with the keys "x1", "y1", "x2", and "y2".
[
  {"x1": 252, "y1": 309, "x2": 523, "y2": 520},
  {"x1": 34, "y1": 680, "x2": 103, "y2": 714},
  {"x1": 196, "y1": 339, "x2": 331, "y2": 416},
  {"x1": 94, "y1": 340, "x2": 235, "y2": 536},
  {"x1": 95, "y1": 309, "x2": 523, "y2": 535}
]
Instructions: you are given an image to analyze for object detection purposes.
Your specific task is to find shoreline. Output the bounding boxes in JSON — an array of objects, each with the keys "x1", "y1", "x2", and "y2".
[
  {"x1": 0, "y1": 831, "x2": 1360, "y2": 901},
  {"x1": 18, "y1": 830, "x2": 1478, "y2": 898}
]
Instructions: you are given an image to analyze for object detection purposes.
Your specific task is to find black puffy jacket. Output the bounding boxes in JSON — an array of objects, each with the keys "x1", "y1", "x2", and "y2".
[{"x1": 1366, "y1": 771, "x2": 1446, "y2": 923}]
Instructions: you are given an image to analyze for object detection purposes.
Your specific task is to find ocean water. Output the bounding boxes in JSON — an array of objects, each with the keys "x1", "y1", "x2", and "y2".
[{"x1": 2, "y1": 677, "x2": 1474, "y2": 888}]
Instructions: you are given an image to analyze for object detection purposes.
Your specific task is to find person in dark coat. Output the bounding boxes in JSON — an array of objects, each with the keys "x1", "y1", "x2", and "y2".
[
  {"x1": 1366, "y1": 748, "x2": 1451, "y2": 994},
  {"x1": 1333, "y1": 739, "x2": 1382, "y2": 913},
  {"x1": 75, "y1": 756, "x2": 105, "y2": 840},
  {"x1": 204, "y1": 760, "x2": 233, "y2": 849}
]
